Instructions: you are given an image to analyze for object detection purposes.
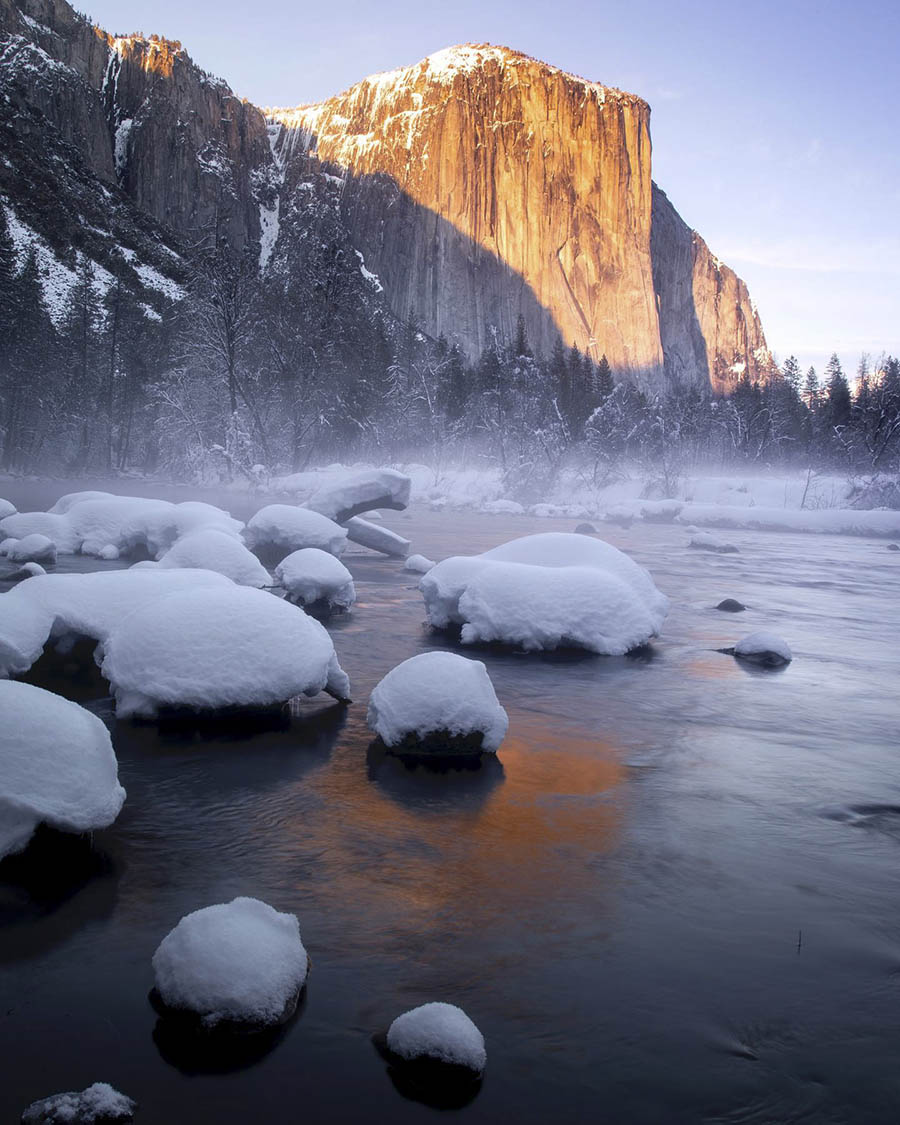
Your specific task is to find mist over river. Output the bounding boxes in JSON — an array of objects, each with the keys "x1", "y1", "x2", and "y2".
[{"x1": 2, "y1": 479, "x2": 899, "y2": 1124}]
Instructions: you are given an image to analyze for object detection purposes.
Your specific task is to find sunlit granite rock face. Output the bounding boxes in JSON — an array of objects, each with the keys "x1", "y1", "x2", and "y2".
[
  {"x1": 270, "y1": 45, "x2": 769, "y2": 388},
  {"x1": 0, "y1": 1, "x2": 769, "y2": 390}
]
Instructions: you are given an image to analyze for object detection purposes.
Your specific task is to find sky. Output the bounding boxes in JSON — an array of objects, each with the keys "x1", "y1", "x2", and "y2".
[{"x1": 78, "y1": 0, "x2": 899, "y2": 376}]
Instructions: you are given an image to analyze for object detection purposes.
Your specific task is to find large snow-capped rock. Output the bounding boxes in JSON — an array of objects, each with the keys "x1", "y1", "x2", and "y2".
[
  {"x1": 421, "y1": 532, "x2": 668, "y2": 654},
  {"x1": 0, "y1": 680, "x2": 126, "y2": 859},
  {"x1": 152, "y1": 897, "x2": 308, "y2": 1028},
  {"x1": 0, "y1": 497, "x2": 16, "y2": 520},
  {"x1": 387, "y1": 1002, "x2": 486, "y2": 1074},
  {"x1": 274, "y1": 548, "x2": 355, "y2": 611},
  {"x1": 100, "y1": 584, "x2": 351, "y2": 716},
  {"x1": 151, "y1": 528, "x2": 271, "y2": 587},
  {"x1": 0, "y1": 495, "x2": 242, "y2": 558},
  {"x1": 244, "y1": 505, "x2": 348, "y2": 559},
  {"x1": 21, "y1": 1082, "x2": 135, "y2": 1124},
  {"x1": 0, "y1": 568, "x2": 232, "y2": 677},
  {"x1": 368, "y1": 652, "x2": 508, "y2": 753},
  {"x1": 304, "y1": 467, "x2": 411, "y2": 523}
]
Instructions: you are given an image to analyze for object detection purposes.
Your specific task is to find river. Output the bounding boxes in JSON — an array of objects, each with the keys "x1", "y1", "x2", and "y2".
[{"x1": 2, "y1": 478, "x2": 899, "y2": 1123}]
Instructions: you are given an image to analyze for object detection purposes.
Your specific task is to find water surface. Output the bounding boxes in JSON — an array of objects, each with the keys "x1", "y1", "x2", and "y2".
[{"x1": 2, "y1": 480, "x2": 899, "y2": 1123}]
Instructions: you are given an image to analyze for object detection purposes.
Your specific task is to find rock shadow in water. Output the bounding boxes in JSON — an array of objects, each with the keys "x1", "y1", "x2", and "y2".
[
  {"x1": 0, "y1": 825, "x2": 118, "y2": 962},
  {"x1": 151, "y1": 986, "x2": 307, "y2": 1075},
  {"x1": 366, "y1": 741, "x2": 504, "y2": 814},
  {"x1": 372, "y1": 1032, "x2": 484, "y2": 1111}
]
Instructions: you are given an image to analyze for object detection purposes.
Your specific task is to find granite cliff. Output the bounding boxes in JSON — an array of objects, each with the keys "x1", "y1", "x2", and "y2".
[{"x1": 0, "y1": 0, "x2": 769, "y2": 391}]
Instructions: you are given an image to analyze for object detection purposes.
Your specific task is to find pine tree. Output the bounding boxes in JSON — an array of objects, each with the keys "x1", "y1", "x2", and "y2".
[
  {"x1": 823, "y1": 352, "x2": 851, "y2": 431},
  {"x1": 594, "y1": 353, "x2": 613, "y2": 400},
  {"x1": 782, "y1": 355, "x2": 802, "y2": 393},
  {"x1": 803, "y1": 366, "x2": 821, "y2": 409},
  {"x1": 513, "y1": 314, "x2": 532, "y2": 359}
]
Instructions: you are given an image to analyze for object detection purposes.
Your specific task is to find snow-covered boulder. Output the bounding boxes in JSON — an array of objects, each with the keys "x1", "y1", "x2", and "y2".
[
  {"x1": 152, "y1": 897, "x2": 308, "y2": 1028},
  {"x1": 0, "y1": 569, "x2": 232, "y2": 677},
  {"x1": 305, "y1": 467, "x2": 411, "y2": 523},
  {"x1": 387, "y1": 1003, "x2": 486, "y2": 1075},
  {"x1": 0, "y1": 681, "x2": 125, "y2": 860},
  {"x1": 101, "y1": 584, "x2": 351, "y2": 717},
  {"x1": 6, "y1": 562, "x2": 46, "y2": 583},
  {"x1": 0, "y1": 497, "x2": 16, "y2": 520},
  {"x1": 689, "y1": 532, "x2": 739, "y2": 554},
  {"x1": 729, "y1": 631, "x2": 793, "y2": 667},
  {"x1": 421, "y1": 533, "x2": 668, "y2": 654},
  {"x1": 6, "y1": 533, "x2": 57, "y2": 564},
  {"x1": 69, "y1": 496, "x2": 242, "y2": 558},
  {"x1": 21, "y1": 1082, "x2": 135, "y2": 1124},
  {"x1": 1, "y1": 497, "x2": 243, "y2": 558},
  {"x1": 97, "y1": 545, "x2": 120, "y2": 561},
  {"x1": 47, "y1": 490, "x2": 114, "y2": 514},
  {"x1": 152, "y1": 529, "x2": 271, "y2": 587},
  {"x1": 0, "y1": 511, "x2": 80, "y2": 553},
  {"x1": 274, "y1": 548, "x2": 355, "y2": 612},
  {"x1": 244, "y1": 505, "x2": 347, "y2": 559},
  {"x1": 344, "y1": 516, "x2": 410, "y2": 558},
  {"x1": 368, "y1": 652, "x2": 508, "y2": 754},
  {"x1": 404, "y1": 554, "x2": 435, "y2": 574}
]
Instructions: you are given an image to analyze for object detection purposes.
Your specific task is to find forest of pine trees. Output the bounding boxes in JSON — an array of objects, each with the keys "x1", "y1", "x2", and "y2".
[{"x1": 1, "y1": 206, "x2": 899, "y2": 499}]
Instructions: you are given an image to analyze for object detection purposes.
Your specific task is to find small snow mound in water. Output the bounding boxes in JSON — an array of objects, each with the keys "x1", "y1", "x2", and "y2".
[
  {"x1": 7, "y1": 561, "x2": 46, "y2": 582},
  {"x1": 733, "y1": 631, "x2": 792, "y2": 666},
  {"x1": 0, "y1": 681, "x2": 125, "y2": 860},
  {"x1": 21, "y1": 1081, "x2": 135, "y2": 1123},
  {"x1": 689, "y1": 532, "x2": 739, "y2": 554},
  {"x1": 152, "y1": 897, "x2": 308, "y2": 1028},
  {"x1": 5, "y1": 533, "x2": 57, "y2": 563},
  {"x1": 368, "y1": 651, "x2": 508, "y2": 753},
  {"x1": 404, "y1": 553, "x2": 435, "y2": 574},
  {"x1": 387, "y1": 1002, "x2": 486, "y2": 1073},
  {"x1": 153, "y1": 528, "x2": 271, "y2": 587},
  {"x1": 421, "y1": 532, "x2": 668, "y2": 654},
  {"x1": 97, "y1": 544, "x2": 120, "y2": 560},
  {"x1": 244, "y1": 505, "x2": 347, "y2": 559},
  {"x1": 0, "y1": 497, "x2": 16, "y2": 520},
  {"x1": 275, "y1": 547, "x2": 355, "y2": 611},
  {"x1": 101, "y1": 584, "x2": 350, "y2": 717}
]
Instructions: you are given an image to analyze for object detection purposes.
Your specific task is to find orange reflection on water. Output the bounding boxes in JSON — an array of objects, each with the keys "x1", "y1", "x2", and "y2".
[{"x1": 291, "y1": 721, "x2": 628, "y2": 940}]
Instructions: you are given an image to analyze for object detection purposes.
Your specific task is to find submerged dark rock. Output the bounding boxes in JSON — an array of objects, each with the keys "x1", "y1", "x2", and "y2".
[
  {"x1": 574, "y1": 522, "x2": 597, "y2": 535},
  {"x1": 716, "y1": 598, "x2": 746, "y2": 612}
]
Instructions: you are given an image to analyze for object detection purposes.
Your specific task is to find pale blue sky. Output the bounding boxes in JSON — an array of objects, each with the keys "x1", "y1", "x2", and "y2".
[{"x1": 79, "y1": 0, "x2": 899, "y2": 375}]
